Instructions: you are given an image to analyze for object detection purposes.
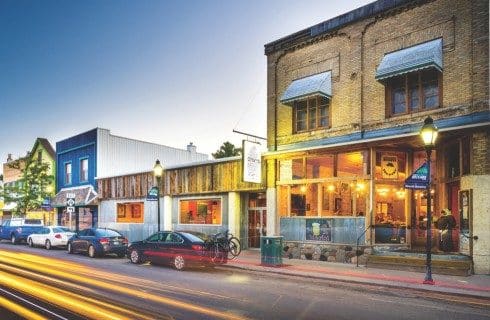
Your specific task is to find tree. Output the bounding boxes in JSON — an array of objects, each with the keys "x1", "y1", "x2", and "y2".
[
  {"x1": 1, "y1": 158, "x2": 54, "y2": 216},
  {"x1": 212, "y1": 141, "x2": 242, "y2": 159}
]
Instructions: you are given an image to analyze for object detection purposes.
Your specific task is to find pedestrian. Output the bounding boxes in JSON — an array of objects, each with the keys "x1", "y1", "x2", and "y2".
[{"x1": 438, "y1": 208, "x2": 456, "y2": 252}]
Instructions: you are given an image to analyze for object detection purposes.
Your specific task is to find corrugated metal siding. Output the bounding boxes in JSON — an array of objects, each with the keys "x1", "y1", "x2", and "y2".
[{"x1": 97, "y1": 128, "x2": 208, "y2": 179}]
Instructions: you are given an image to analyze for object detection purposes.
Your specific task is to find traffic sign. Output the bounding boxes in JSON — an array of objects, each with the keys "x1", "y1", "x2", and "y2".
[
  {"x1": 67, "y1": 198, "x2": 75, "y2": 206},
  {"x1": 66, "y1": 206, "x2": 75, "y2": 213}
]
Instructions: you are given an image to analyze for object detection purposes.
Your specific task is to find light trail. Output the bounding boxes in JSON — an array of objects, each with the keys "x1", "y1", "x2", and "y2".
[
  {"x1": 0, "y1": 293, "x2": 48, "y2": 320},
  {"x1": 0, "y1": 249, "x2": 249, "y2": 320}
]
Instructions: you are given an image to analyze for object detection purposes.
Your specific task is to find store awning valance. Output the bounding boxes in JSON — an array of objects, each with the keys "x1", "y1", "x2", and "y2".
[
  {"x1": 51, "y1": 185, "x2": 98, "y2": 208},
  {"x1": 280, "y1": 71, "x2": 332, "y2": 105},
  {"x1": 375, "y1": 38, "x2": 443, "y2": 81}
]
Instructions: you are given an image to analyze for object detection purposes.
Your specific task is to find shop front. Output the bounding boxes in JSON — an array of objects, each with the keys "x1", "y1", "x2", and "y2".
[{"x1": 51, "y1": 185, "x2": 99, "y2": 231}]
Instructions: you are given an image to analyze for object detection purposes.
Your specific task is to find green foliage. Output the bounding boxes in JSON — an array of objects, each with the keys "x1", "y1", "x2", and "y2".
[
  {"x1": 212, "y1": 141, "x2": 242, "y2": 159},
  {"x1": 1, "y1": 158, "x2": 54, "y2": 216}
]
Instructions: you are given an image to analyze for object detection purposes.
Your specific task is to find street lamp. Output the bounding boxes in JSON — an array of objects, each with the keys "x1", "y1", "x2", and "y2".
[
  {"x1": 153, "y1": 159, "x2": 164, "y2": 232},
  {"x1": 420, "y1": 116, "x2": 438, "y2": 285}
]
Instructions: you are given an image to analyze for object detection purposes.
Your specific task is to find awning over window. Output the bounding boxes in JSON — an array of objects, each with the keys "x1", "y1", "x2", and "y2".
[
  {"x1": 375, "y1": 38, "x2": 443, "y2": 81},
  {"x1": 280, "y1": 71, "x2": 332, "y2": 105},
  {"x1": 51, "y1": 185, "x2": 98, "y2": 208}
]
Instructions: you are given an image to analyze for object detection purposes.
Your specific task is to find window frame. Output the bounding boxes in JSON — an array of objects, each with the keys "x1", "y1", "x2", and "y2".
[
  {"x1": 178, "y1": 197, "x2": 223, "y2": 226},
  {"x1": 79, "y1": 157, "x2": 89, "y2": 183},
  {"x1": 293, "y1": 96, "x2": 331, "y2": 133},
  {"x1": 64, "y1": 162, "x2": 72, "y2": 186},
  {"x1": 385, "y1": 69, "x2": 442, "y2": 117}
]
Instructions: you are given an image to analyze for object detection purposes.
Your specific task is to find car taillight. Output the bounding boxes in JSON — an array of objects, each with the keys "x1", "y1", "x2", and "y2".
[
  {"x1": 99, "y1": 237, "x2": 109, "y2": 245},
  {"x1": 54, "y1": 234, "x2": 62, "y2": 239},
  {"x1": 191, "y1": 245, "x2": 203, "y2": 251}
]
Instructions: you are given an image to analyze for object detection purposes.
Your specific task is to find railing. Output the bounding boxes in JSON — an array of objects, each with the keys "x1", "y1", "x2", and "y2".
[{"x1": 356, "y1": 225, "x2": 373, "y2": 268}]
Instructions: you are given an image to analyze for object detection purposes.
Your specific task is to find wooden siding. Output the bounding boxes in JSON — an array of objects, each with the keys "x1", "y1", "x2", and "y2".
[{"x1": 97, "y1": 159, "x2": 265, "y2": 200}]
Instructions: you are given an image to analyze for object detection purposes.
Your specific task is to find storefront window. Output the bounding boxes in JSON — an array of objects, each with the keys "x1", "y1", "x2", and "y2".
[
  {"x1": 117, "y1": 202, "x2": 144, "y2": 223},
  {"x1": 306, "y1": 155, "x2": 334, "y2": 179},
  {"x1": 374, "y1": 184, "x2": 407, "y2": 244},
  {"x1": 337, "y1": 151, "x2": 368, "y2": 177},
  {"x1": 279, "y1": 158, "x2": 304, "y2": 180},
  {"x1": 179, "y1": 198, "x2": 222, "y2": 225}
]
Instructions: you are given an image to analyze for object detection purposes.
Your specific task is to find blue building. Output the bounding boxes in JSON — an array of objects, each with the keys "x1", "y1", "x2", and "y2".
[
  {"x1": 51, "y1": 128, "x2": 208, "y2": 231},
  {"x1": 52, "y1": 129, "x2": 98, "y2": 231}
]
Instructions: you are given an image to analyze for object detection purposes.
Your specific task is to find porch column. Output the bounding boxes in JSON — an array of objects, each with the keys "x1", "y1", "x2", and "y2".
[
  {"x1": 266, "y1": 187, "x2": 277, "y2": 235},
  {"x1": 163, "y1": 195, "x2": 172, "y2": 231},
  {"x1": 228, "y1": 192, "x2": 241, "y2": 239}
]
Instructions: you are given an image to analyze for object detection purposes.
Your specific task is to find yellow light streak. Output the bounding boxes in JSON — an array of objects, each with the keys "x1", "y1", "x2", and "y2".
[
  {"x1": 0, "y1": 295, "x2": 48, "y2": 320},
  {"x1": 0, "y1": 249, "x2": 249, "y2": 320}
]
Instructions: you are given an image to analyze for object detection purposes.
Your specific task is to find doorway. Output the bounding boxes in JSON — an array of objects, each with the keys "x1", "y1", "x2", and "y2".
[{"x1": 248, "y1": 193, "x2": 266, "y2": 248}]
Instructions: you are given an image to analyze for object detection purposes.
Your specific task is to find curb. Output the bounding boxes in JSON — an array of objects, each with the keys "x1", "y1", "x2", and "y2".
[{"x1": 218, "y1": 263, "x2": 490, "y2": 300}]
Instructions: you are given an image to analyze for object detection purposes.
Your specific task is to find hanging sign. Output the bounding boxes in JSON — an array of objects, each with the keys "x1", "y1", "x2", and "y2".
[
  {"x1": 404, "y1": 162, "x2": 429, "y2": 189},
  {"x1": 242, "y1": 140, "x2": 262, "y2": 183},
  {"x1": 381, "y1": 155, "x2": 398, "y2": 179},
  {"x1": 146, "y1": 187, "x2": 159, "y2": 201}
]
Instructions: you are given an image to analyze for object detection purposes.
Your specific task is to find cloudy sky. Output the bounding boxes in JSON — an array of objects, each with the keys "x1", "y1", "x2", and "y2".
[{"x1": 0, "y1": 0, "x2": 372, "y2": 173}]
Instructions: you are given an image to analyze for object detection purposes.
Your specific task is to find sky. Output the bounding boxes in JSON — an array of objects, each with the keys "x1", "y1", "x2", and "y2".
[{"x1": 0, "y1": 0, "x2": 372, "y2": 174}]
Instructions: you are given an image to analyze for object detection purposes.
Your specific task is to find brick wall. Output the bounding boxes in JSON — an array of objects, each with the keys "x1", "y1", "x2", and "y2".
[{"x1": 266, "y1": 0, "x2": 489, "y2": 151}]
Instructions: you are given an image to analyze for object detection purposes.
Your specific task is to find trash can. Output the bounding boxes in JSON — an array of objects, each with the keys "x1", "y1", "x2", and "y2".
[{"x1": 260, "y1": 236, "x2": 283, "y2": 266}]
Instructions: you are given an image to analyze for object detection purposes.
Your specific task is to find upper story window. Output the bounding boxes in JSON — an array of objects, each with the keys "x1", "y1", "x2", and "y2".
[
  {"x1": 64, "y1": 162, "x2": 72, "y2": 185},
  {"x1": 386, "y1": 70, "x2": 441, "y2": 116},
  {"x1": 37, "y1": 150, "x2": 42, "y2": 163},
  {"x1": 80, "y1": 158, "x2": 88, "y2": 182},
  {"x1": 280, "y1": 71, "x2": 332, "y2": 133},
  {"x1": 376, "y1": 39, "x2": 443, "y2": 118},
  {"x1": 294, "y1": 96, "x2": 330, "y2": 132}
]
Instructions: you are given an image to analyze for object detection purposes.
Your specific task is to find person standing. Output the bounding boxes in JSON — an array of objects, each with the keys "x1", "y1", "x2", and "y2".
[{"x1": 438, "y1": 209, "x2": 456, "y2": 252}]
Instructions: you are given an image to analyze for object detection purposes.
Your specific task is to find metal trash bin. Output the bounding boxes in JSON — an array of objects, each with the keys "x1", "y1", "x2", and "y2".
[{"x1": 260, "y1": 236, "x2": 283, "y2": 266}]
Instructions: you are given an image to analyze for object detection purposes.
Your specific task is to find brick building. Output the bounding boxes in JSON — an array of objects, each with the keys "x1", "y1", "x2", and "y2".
[{"x1": 264, "y1": 0, "x2": 489, "y2": 273}]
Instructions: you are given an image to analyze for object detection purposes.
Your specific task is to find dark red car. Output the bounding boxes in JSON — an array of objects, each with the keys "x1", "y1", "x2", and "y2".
[{"x1": 127, "y1": 231, "x2": 227, "y2": 270}]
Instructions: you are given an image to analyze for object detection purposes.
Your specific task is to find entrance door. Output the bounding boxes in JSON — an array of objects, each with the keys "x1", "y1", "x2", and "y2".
[
  {"x1": 447, "y1": 182, "x2": 460, "y2": 252},
  {"x1": 248, "y1": 208, "x2": 266, "y2": 248}
]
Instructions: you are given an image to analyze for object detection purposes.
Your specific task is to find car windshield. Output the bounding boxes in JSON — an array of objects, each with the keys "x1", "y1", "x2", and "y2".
[
  {"x1": 180, "y1": 232, "x2": 205, "y2": 243},
  {"x1": 53, "y1": 227, "x2": 71, "y2": 233},
  {"x1": 24, "y1": 219, "x2": 43, "y2": 225},
  {"x1": 95, "y1": 229, "x2": 122, "y2": 237}
]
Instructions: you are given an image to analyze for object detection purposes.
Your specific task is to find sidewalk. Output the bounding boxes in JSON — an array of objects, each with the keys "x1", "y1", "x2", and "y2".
[{"x1": 220, "y1": 249, "x2": 490, "y2": 299}]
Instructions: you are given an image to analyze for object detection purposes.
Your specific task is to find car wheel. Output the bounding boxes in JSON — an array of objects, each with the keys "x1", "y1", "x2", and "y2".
[
  {"x1": 129, "y1": 249, "x2": 142, "y2": 264},
  {"x1": 28, "y1": 238, "x2": 34, "y2": 247},
  {"x1": 173, "y1": 255, "x2": 186, "y2": 271},
  {"x1": 67, "y1": 243, "x2": 73, "y2": 254},
  {"x1": 88, "y1": 245, "x2": 97, "y2": 258},
  {"x1": 45, "y1": 240, "x2": 52, "y2": 250},
  {"x1": 11, "y1": 234, "x2": 17, "y2": 245}
]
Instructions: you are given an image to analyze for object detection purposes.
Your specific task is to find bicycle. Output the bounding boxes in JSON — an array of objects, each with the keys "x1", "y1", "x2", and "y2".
[{"x1": 207, "y1": 230, "x2": 241, "y2": 263}]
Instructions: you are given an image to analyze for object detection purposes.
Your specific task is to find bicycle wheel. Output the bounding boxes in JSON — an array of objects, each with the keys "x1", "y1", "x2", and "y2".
[{"x1": 228, "y1": 237, "x2": 241, "y2": 258}]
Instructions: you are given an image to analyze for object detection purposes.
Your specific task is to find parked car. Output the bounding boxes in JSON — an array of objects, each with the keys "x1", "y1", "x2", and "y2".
[
  {"x1": 27, "y1": 226, "x2": 75, "y2": 250},
  {"x1": 127, "y1": 231, "x2": 227, "y2": 271},
  {"x1": 0, "y1": 218, "x2": 44, "y2": 244},
  {"x1": 67, "y1": 228, "x2": 128, "y2": 258}
]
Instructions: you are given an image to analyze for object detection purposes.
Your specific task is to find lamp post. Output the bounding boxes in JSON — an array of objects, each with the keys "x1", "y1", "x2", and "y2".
[
  {"x1": 420, "y1": 116, "x2": 438, "y2": 285},
  {"x1": 153, "y1": 159, "x2": 164, "y2": 232}
]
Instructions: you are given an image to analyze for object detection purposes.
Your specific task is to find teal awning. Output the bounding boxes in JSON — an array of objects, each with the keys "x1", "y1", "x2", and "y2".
[
  {"x1": 376, "y1": 38, "x2": 443, "y2": 81},
  {"x1": 280, "y1": 71, "x2": 331, "y2": 105}
]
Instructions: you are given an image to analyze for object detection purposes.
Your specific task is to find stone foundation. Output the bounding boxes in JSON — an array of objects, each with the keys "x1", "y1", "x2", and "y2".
[{"x1": 283, "y1": 241, "x2": 372, "y2": 265}]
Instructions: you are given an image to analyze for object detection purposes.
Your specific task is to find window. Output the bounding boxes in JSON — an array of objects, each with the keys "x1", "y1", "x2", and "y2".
[
  {"x1": 80, "y1": 158, "x2": 88, "y2": 182},
  {"x1": 179, "y1": 199, "x2": 221, "y2": 225},
  {"x1": 386, "y1": 70, "x2": 441, "y2": 116},
  {"x1": 64, "y1": 162, "x2": 72, "y2": 185},
  {"x1": 116, "y1": 202, "x2": 144, "y2": 223},
  {"x1": 37, "y1": 151, "x2": 42, "y2": 163},
  {"x1": 294, "y1": 96, "x2": 330, "y2": 132}
]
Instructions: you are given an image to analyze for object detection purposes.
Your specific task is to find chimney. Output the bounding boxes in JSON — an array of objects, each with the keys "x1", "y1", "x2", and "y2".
[
  {"x1": 7, "y1": 153, "x2": 12, "y2": 162},
  {"x1": 187, "y1": 142, "x2": 196, "y2": 154}
]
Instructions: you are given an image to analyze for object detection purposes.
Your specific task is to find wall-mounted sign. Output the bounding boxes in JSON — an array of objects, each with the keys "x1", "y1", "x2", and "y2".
[{"x1": 242, "y1": 140, "x2": 261, "y2": 184}]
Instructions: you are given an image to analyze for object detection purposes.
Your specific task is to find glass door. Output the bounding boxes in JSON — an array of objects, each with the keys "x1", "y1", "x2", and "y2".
[{"x1": 247, "y1": 193, "x2": 267, "y2": 248}]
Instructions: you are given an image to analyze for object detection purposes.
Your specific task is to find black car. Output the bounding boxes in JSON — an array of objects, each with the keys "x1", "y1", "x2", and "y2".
[
  {"x1": 127, "y1": 231, "x2": 227, "y2": 270},
  {"x1": 67, "y1": 228, "x2": 128, "y2": 258}
]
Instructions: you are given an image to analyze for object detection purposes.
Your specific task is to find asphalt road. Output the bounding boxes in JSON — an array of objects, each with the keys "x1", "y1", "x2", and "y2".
[{"x1": 0, "y1": 241, "x2": 488, "y2": 320}]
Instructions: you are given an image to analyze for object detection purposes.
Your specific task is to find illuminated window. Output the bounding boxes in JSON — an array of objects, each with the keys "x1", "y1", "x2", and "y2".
[
  {"x1": 116, "y1": 202, "x2": 144, "y2": 223},
  {"x1": 179, "y1": 199, "x2": 222, "y2": 225}
]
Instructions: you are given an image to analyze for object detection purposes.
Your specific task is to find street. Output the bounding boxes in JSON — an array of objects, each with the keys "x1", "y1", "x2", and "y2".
[{"x1": 0, "y1": 242, "x2": 488, "y2": 320}]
